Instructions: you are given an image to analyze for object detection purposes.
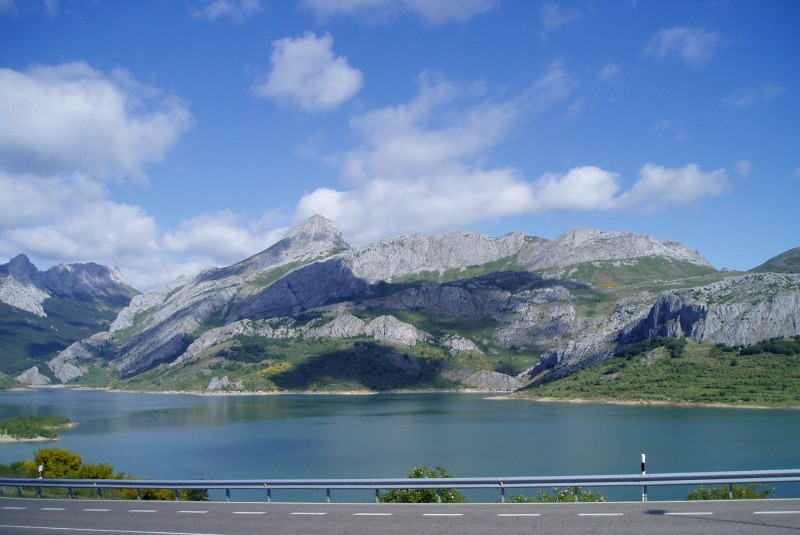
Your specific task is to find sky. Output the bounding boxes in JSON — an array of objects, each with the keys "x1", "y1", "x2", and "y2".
[{"x1": 1, "y1": 0, "x2": 798, "y2": 290}]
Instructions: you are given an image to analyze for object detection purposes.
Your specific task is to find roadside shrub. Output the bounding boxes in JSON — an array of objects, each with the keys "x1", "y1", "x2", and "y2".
[
  {"x1": 379, "y1": 465, "x2": 466, "y2": 503},
  {"x1": 686, "y1": 484, "x2": 772, "y2": 500},
  {"x1": 509, "y1": 487, "x2": 608, "y2": 503}
]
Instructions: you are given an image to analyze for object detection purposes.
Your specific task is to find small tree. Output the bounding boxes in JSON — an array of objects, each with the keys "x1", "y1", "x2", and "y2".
[
  {"x1": 34, "y1": 448, "x2": 83, "y2": 479},
  {"x1": 379, "y1": 465, "x2": 466, "y2": 503}
]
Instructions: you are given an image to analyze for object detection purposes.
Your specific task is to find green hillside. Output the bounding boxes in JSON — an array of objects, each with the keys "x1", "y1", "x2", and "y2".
[
  {"x1": 520, "y1": 338, "x2": 800, "y2": 407},
  {"x1": 750, "y1": 247, "x2": 800, "y2": 274}
]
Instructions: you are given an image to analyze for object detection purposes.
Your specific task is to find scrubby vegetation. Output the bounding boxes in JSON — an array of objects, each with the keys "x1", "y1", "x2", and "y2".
[
  {"x1": 378, "y1": 465, "x2": 466, "y2": 503},
  {"x1": 0, "y1": 448, "x2": 207, "y2": 501},
  {"x1": 0, "y1": 415, "x2": 73, "y2": 440},
  {"x1": 686, "y1": 484, "x2": 772, "y2": 500},
  {"x1": 523, "y1": 338, "x2": 800, "y2": 406},
  {"x1": 507, "y1": 487, "x2": 608, "y2": 503}
]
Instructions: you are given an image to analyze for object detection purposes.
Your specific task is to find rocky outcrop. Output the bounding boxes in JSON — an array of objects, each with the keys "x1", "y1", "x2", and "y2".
[
  {"x1": 441, "y1": 368, "x2": 522, "y2": 391},
  {"x1": 16, "y1": 366, "x2": 51, "y2": 386},
  {"x1": 48, "y1": 332, "x2": 112, "y2": 382},
  {"x1": 622, "y1": 273, "x2": 800, "y2": 346},
  {"x1": 346, "y1": 230, "x2": 529, "y2": 282},
  {"x1": 207, "y1": 376, "x2": 229, "y2": 391},
  {"x1": 519, "y1": 227, "x2": 712, "y2": 271}
]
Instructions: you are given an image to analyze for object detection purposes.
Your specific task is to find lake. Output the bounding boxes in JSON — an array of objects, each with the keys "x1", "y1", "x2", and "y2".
[{"x1": 1, "y1": 389, "x2": 799, "y2": 502}]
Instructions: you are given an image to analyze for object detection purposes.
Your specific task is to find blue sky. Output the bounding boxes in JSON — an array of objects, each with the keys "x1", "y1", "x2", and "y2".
[{"x1": 1, "y1": 0, "x2": 798, "y2": 290}]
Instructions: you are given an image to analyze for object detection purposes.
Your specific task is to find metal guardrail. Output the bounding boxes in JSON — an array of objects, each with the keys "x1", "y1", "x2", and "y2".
[{"x1": 2, "y1": 469, "x2": 800, "y2": 503}]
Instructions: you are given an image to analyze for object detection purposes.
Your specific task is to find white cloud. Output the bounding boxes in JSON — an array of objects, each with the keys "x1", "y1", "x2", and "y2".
[
  {"x1": 253, "y1": 32, "x2": 363, "y2": 113},
  {"x1": 163, "y1": 210, "x2": 286, "y2": 264},
  {"x1": 300, "y1": 0, "x2": 497, "y2": 23},
  {"x1": 293, "y1": 66, "x2": 726, "y2": 243},
  {"x1": 0, "y1": 62, "x2": 194, "y2": 181},
  {"x1": 724, "y1": 83, "x2": 783, "y2": 109},
  {"x1": 619, "y1": 163, "x2": 729, "y2": 210},
  {"x1": 532, "y1": 167, "x2": 621, "y2": 211},
  {"x1": 191, "y1": 0, "x2": 261, "y2": 22},
  {"x1": 645, "y1": 27, "x2": 721, "y2": 65}
]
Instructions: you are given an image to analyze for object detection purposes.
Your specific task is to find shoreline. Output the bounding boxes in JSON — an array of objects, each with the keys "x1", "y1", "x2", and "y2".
[{"x1": 6, "y1": 385, "x2": 799, "y2": 410}]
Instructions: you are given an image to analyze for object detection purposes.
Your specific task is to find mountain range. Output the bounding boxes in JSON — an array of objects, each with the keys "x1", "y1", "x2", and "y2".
[{"x1": 2, "y1": 215, "x2": 798, "y2": 395}]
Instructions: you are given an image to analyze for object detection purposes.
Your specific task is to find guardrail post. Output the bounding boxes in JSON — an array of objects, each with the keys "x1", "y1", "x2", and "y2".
[
  {"x1": 97, "y1": 487, "x2": 102, "y2": 499},
  {"x1": 68, "y1": 487, "x2": 73, "y2": 499},
  {"x1": 137, "y1": 488, "x2": 142, "y2": 500},
  {"x1": 437, "y1": 489, "x2": 442, "y2": 504},
  {"x1": 326, "y1": 488, "x2": 331, "y2": 503},
  {"x1": 573, "y1": 486, "x2": 579, "y2": 503},
  {"x1": 729, "y1": 484, "x2": 733, "y2": 499},
  {"x1": 500, "y1": 482, "x2": 506, "y2": 503},
  {"x1": 175, "y1": 489, "x2": 180, "y2": 501},
  {"x1": 375, "y1": 489, "x2": 380, "y2": 503},
  {"x1": 37, "y1": 486, "x2": 42, "y2": 498},
  {"x1": 641, "y1": 453, "x2": 648, "y2": 502},
  {"x1": 266, "y1": 488, "x2": 271, "y2": 503}
]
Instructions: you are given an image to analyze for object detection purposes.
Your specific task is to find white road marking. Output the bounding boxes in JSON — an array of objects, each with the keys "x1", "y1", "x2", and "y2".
[
  {"x1": 497, "y1": 513, "x2": 541, "y2": 517},
  {"x1": 2, "y1": 506, "x2": 27, "y2": 510},
  {"x1": 178, "y1": 510, "x2": 208, "y2": 514},
  {"x1": 0, "y1": 523, "x2": 231, "y2": 534},
  {"x1": 754, "y1": 510, "x2": 800, "y2": 515},
  {"x1": 291, "y1": 512, "x2": 327, "y2": 515},
  {"x1": 82, "y1": 508, "x2": 111, "y2": 512},
  {"x1": 664, "y1": 511, "x2": 713, "y2": 516},
  {"x1": 578, "y1": 513, "x2": 624, "y2": 517},
  {"x1": 129, "y1": 509, "x2": 158, "y2": 513},
  {"x1": 423, "y1": 513, "x2": 463, "y2": 517},
  {"x1": 353, "y1": 512, "x2": 392, "y2": 516},
  {"x1": 232, "y1": 511, "x2": 266, "y2": 515},
  {"x1": 41, "y1": 507, "x2": 66, "y2": 510}
]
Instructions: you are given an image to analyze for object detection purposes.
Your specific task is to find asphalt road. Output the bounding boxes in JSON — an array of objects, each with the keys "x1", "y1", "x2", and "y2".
[{"x1": 2, "y1": 497, "x2": 800, "y2": 534}]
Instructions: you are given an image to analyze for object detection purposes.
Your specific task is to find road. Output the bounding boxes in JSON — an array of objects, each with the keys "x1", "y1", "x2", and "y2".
[{"x1": 2, "y1": 497, "x2": 800, "y2": 534}]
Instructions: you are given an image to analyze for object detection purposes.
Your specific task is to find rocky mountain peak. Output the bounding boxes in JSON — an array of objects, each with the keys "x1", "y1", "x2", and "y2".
[
  {"x1": 286, "y1": 214, "x2": 349, "y2": 246},
  {"x1": 208, "y1": 215, "x2": 352, "y2": 280},
  {"x1": 4, "y1": 254, "x2": 40, "y2": 282},
  {"x1": 520, "y1": 227, "x2": 713, "y2": 270}
]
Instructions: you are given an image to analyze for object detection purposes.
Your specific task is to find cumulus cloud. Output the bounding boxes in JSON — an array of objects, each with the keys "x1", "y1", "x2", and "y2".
[
  {"x1": 0, "y1": 62, "x2": 194, "y2": 180},
  {"x1": 618, "y1": 163, "x2": 729, "y2": 210},
  {"x1": 253, "y1": 32, "x2": 363, "y2": 112},
  {"x1": 293, "y1": 65, "x2": 727, "y2": 243},
  {"x1": 163, "y1": 210, "x2": 287, "y2": 264},
  {"x1": 300, "y1": 0, "x2": 498, "y2": 23},
  {"x1": 645, "y1": 27, "x2": 721, "y2": 65},
  {"x1": 0, "y1": 62, "x2": 203, "y2": 290}
]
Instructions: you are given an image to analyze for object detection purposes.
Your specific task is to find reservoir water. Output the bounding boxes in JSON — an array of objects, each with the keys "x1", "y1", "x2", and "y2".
[{"x1": 1, "y1": 389, "x2": 798, "y2": 502}]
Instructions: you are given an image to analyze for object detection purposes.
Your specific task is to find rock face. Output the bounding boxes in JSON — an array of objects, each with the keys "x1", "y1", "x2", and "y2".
[
  {"x1": 43, "y1": 215, "x2": 800, "y2": 393},
  {"x1": 16, "y1": 366, "x2": 51, "y2": 386},
  {"x1": 0, "y1": 254, "x2": 136, "y2": 317}
]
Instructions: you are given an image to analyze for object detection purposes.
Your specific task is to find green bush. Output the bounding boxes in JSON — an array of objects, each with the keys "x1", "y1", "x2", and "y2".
[
  {"x1": 379, "y1": 465, "x2": 466, "y2": 503},
  {"x1": 509, "y1": 487, "x2": 608, "y2": 503},
  {"x1": 686, "y1": 484, "x2": 772, "y2": 500}
]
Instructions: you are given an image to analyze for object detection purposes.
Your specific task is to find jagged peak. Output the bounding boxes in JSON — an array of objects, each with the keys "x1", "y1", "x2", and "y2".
[{"x1": 285, "y1": 214, "x2": 349, "y2": 245}]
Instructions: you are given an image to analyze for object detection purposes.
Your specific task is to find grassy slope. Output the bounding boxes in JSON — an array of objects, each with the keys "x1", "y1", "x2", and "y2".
[
  {"x1": 750, "y1": 247, "x2": 800, "y2": 274},
  {"x1": 520, "y1": 339, "x2": 800, "y2": 407}
]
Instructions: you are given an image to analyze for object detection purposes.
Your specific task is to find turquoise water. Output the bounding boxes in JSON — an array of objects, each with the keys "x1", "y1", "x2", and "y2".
[{"x1": 1, "y1": 389, "x2": 798, "y2": 501}]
